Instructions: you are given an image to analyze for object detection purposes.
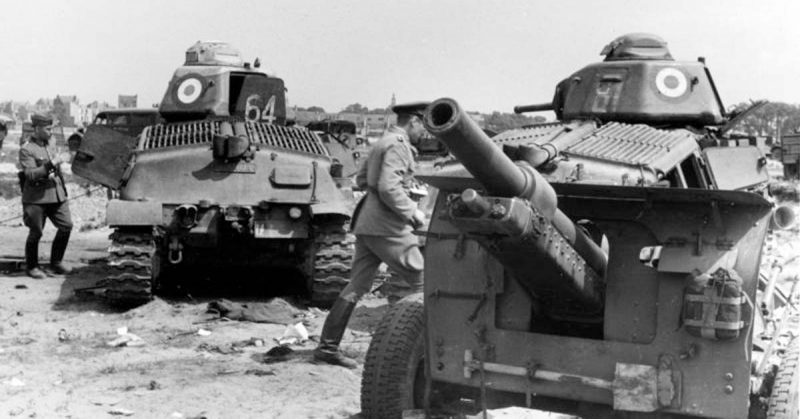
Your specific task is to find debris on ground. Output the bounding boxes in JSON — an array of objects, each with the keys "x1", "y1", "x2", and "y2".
[
  {"x1": 58, "y1": 328, "x2": 71, "y2": 342},
  {"x1": 234, "y1": 337, "x2": 265, "y2": 348},
  {"x1": 261, "y1": 345, "x2": 294, "y2": 364},
  {"x1": 108, "y1": 407, "x2": 135, "y2": 416},
  {"x1": 197, "y1": 342, "x2": 244, "y2": 355},
  {"x1": 277, "y1": 322, "x2": 309, "y2": 345},
  {"x1": 90, "y1": 396, "x2": 122, "y2": 406},
  {"x1": 244, "y1": 368, "x2": 276, "y2": 376},
  {"x1": 3, "y1": 377, "x2": 25, "y2": 387},
  {"x1": 206, "y1": 298, "x2": 303, "y2": 324},
  {"x1": 106, "y1": 327, "x2": 145, "y2": 347}
]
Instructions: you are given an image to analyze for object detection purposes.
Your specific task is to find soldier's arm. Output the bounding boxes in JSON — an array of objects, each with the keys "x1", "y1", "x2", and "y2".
[
  {"x1": 19, "y1": 147, "x2": 51, "y2": 182},
  {"x1": 355, "y1": 158, "x2": 368, "y2": 190},
  {"x1": 377, "y1": 144, "x2": 417, "y2": 222}
]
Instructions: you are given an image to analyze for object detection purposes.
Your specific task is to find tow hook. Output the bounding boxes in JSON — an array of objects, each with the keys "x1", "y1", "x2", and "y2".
[{"x1": 168, "y1": 236, "x2": 183, "y2": 264}]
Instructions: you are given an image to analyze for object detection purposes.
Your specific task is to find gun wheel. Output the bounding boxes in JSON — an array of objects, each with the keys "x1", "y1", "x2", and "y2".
[{"x1": 361, "y1": 295, "x2": 426, "y2": 418}]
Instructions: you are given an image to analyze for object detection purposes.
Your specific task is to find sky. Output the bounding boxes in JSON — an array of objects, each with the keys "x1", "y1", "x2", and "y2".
[{"x1": 1, "y1": 0, "x2": 799, "y2": 114}]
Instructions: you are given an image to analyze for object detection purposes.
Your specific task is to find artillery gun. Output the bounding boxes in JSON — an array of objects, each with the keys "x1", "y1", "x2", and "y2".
[
  {"x1": 361, "y1": 34, "x2": 798, "y2": 419},
  {"x1": 72, "y1": 41, "x2": 354, "y2": 307}
]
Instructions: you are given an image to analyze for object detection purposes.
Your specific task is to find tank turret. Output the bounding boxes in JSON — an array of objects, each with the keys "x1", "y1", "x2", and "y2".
[
  {"x1": 521, "y1": 33, "x2": 726, "y2": 127},
  {"x1": 159, "y1": 41, "x2": 287, "y2": 124}
]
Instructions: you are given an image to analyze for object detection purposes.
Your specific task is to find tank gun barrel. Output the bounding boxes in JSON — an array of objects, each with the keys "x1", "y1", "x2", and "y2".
[
  {"x1": 513, "y1": 103, "x2": 554, "y2": 114},
  {"x1": 422, "y1": 97, "x2": 607, "y2": 279}
]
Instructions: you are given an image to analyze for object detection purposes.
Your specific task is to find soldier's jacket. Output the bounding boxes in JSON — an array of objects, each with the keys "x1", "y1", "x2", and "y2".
[
  {"x1": 353, "y1": 126, "x2": 419, "y2": 236},
  {"x1": 18, "y1": 139, "x2": 67, "y2": 204}
]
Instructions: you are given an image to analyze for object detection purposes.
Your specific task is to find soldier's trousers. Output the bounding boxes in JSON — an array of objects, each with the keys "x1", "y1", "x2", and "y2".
[
  {"x1": 339, "y1": 233, "x2": 424, "y2": 303},
  {"x1": 23, "y1": 202, "x2": 73, "y2": 268}
]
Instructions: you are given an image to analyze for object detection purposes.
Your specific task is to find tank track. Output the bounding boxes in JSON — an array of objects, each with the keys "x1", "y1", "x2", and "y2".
[
  {"x1": 101, "y1": 229, "x2": 157, "y2": 305},
  {"x1": 311, "y1": 232, "x2": 355, "y2": 308}
]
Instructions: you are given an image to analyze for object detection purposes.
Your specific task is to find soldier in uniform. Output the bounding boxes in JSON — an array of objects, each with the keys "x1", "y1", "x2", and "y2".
[
  {"x1": 314, "y1": 102, "x2": 429, "y2": 368},
  {"x1": 0, "y1": 121, "x2": 7, "y2": 152},
  {"x1": 18, "y1": 114, "x2": 73, "y2": 279}
]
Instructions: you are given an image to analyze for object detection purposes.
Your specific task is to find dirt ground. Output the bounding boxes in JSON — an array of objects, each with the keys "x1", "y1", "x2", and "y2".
[{"x1": 0, "y1": 223, "x2": 390, "y2": 419}]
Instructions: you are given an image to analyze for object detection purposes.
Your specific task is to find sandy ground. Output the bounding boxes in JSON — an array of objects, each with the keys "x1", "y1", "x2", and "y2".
[{"x1": 0, "y1": 224, "x2": 385, "y2": 419}]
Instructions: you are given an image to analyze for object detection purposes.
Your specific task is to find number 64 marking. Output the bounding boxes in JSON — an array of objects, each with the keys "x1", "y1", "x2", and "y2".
[{"x1": 245, "y1": 94, "x2": 276, "y2": 124}]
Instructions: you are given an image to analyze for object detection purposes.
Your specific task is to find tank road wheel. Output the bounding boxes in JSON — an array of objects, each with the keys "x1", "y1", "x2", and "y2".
[
  {"x1": 767, "y1": 338, "x2": 800, "y2": 419},
  {"x1": 311, "y1": 232, "x2": 355, "y2": 308},
  {"x1": 361, "y1": 295, "x2": 426, "y2": 419},
  {"x1": 103, "y1": 228, "x2": 158, "y2": 306}
]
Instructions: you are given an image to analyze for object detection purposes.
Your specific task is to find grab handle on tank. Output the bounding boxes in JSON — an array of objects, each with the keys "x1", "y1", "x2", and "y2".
[{"x1": 168, "y1": 237, "x2": 183, "y2": 264}]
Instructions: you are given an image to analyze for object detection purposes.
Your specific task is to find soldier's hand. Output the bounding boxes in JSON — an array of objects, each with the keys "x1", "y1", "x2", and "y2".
[
  {"x1": 411, "y1": 209, "x2": 427, "y2": 230},
  {"x1": 50, "y1": 155, "x2": 65, "y2": 167}
]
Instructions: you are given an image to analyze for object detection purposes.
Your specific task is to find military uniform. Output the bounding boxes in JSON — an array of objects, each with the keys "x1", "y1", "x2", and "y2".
[
  {"x1": 314, "y1": 102, "x2": 428, "y2": 368},
  {"x1": 18, "y1": 114, "x2": 72, "y2": 278},
  {"x1": 343, "y1": 126, "x2": 424, "y2": 300}
]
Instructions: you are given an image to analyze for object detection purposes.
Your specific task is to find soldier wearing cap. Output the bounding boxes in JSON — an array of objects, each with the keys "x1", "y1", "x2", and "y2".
[
  {"x1": 313, "y1": 102, "x2": 429, "y2": 368},
  {"x1": 0, "y1": 121, "x2": 7, "y2": 151},
  {"x1": 18, "y1": 114, "x2": 73, "y2": 279}
]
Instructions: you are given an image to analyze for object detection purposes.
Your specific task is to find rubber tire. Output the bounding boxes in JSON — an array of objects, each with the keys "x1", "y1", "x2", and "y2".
[
  {"x1": 767, "y1": 338, "x2": 800, "y2": 419},
  {"x1": 361, "y1": 295, "x2": 425, "y2": 419}
]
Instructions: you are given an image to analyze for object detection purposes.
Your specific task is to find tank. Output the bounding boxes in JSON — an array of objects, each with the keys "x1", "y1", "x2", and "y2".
[
  {"x1": 360, "y1": 34, "x2": 798, "y2": 419},
  {"x1": 72, "y1": 41, "x2": 354, "y2": 307}
]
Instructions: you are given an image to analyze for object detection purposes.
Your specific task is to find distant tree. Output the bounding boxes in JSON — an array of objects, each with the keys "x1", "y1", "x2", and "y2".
[
  {"x1": 483, "y1": 111, "x2": 546, "y2": 133},
  {"x1": 1, "y1": 101, "x2": 12, "y2": 115},
  {"x1": 342, "y1": 103, "x2": 368, "y2": 113},
  {"x1": 307, "y1": 106, "x2": 326, "y2": 113},
  {"x1": 52, "y1": 98, "x2": 72, "y2": 127},
  {"x1": 17, "y1": 105, "x2": 29, "y2": 122},
  {"x1": 728, "y1": 101, "x2": 800, "y2": 137}
]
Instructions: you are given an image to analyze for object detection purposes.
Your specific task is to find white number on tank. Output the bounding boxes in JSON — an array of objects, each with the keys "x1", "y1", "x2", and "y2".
[{"x1": 245, "y1": 94, "x2": 276, "y2": 124}]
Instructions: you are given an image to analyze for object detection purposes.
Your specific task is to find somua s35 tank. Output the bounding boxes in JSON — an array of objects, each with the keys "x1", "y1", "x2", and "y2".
[
  {"x1": 360, "y1": 34, "x2": 798, "y2": 419},
  {"x1": 72, "y1": 41, "x2": 354, "y2": 307}
]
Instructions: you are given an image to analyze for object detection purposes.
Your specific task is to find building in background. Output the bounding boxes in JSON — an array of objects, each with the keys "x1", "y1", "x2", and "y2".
[
  {"x1": 53, "y1": 95, "x2": 82, "y2": 127},
  {"x1": 118, "y1": 95, "x2": 138, "y2": 109}
]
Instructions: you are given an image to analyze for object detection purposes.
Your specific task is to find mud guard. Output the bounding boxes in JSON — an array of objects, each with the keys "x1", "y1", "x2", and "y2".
[
  {"x1": 106, "y1": 200, "x2": 162, "y2": 227},
  {"x1": 310, "y1": 201, "x2": 351, "y2": 219},
  {"x1": 71, "y1": 125, "x2": 139, "y2": 189}
]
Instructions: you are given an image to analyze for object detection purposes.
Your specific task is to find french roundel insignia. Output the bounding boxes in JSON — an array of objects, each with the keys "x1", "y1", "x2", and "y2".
[
  {"x1": 175, "y1": 76, "x2": 204, "y2": 104},
  {"x1": 655, "y1": 68, "x2": 688, "y2": 98}
]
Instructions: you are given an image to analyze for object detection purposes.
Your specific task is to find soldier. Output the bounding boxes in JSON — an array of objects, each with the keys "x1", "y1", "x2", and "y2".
[
  {"x1": 313, "y1": 102, "x2": 429, "y2": 368},
  {"x1": 18, "y1": 114, "x2": 73, "y2": 279},
  {"x1": 0, "y1": 121, "x2": 7, "y2": 151}
]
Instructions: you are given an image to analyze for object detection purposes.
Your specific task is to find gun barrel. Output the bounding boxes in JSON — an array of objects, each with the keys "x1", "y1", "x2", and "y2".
[
  {"x1": 513, "y1": 103, "x2": 555, "y2": 114},
  {"x1": 423, "y1": 97, "x2": 607, "y2": 275},
  {"x1": 424, "y1": 98, "x2": 540, "y2": 198}
]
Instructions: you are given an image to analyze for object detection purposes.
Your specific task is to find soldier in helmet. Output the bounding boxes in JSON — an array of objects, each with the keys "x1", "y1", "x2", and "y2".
[
  {"x1": 313, "y1": 102, "x2": 429, "y2": 368},
  {"x1": 18, "y1": 114, "x2": 73, "y2": 279}
]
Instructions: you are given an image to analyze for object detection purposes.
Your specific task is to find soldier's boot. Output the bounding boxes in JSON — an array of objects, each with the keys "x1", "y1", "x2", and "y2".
[
  {"x1": 25, "y1": 238, "x2": 45, "y2": 279},
  {"x1": 313, "y1": 298, "x2": 358, "y2": 369},
  {"x1": 49, "y1": 229, "x2": 72, "y2": 275}
]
